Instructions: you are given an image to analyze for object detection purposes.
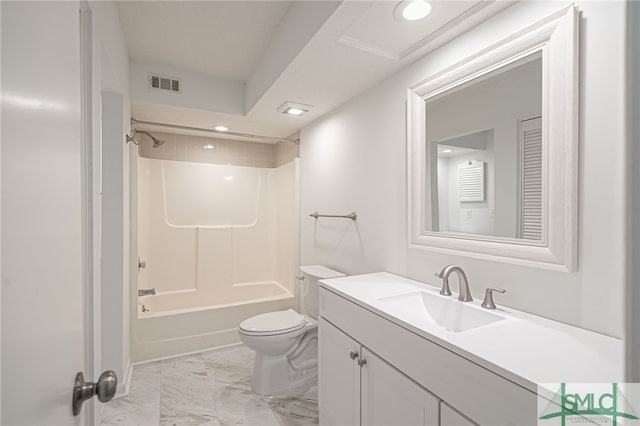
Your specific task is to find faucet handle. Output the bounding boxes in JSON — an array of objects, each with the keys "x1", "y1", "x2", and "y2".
[
  {"x1": 481, "y1": 288, "x2": 506, "y2": 310},
  {"x1": 435, "y1": 272, "x2": 452, "y2": 296}
]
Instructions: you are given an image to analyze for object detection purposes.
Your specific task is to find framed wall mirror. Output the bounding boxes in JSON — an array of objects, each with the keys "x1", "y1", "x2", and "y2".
[{"x1": 407, "y1": 7, "x2": 578, "y2": 272}]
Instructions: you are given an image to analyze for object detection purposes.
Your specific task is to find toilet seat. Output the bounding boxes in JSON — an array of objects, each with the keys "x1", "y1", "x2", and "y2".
[{"x1": 239, "y1": 309, "x2": 306, "y2": 336}]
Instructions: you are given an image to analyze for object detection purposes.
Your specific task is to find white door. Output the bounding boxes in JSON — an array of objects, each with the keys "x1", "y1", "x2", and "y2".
[
  {"x1": 318, "y1": 317, "x2": 361, "y2": 426},
  {"x1": 2, "y1": 1, "x2": 99, "y2": 424},
  {"x1": 361, "y1": 348, "x2": 440, "y2": 426}
]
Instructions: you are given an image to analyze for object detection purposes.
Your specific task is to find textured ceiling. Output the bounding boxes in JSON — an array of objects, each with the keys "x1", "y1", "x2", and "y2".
[{"x1": 117, "y1": 1, "x2": 292, "y2": 82}]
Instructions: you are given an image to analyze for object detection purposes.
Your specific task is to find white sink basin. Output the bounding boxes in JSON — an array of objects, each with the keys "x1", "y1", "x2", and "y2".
[{"x1": 377, "y1": 291, "x2": 505, "y2": 332}]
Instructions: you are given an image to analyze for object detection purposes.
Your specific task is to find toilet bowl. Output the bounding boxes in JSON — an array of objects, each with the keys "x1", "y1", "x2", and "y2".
[{"x1": 239, "y1": 265, "x2": 345, "y2": 396}]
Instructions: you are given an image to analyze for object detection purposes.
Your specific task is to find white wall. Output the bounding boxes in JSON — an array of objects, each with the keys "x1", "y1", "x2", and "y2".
[
  {"x1": 130, "y1": 61, "x2": 245, "y2": 115},
  {"x1": 1, "y1": 2, "x2": 4, "y2": 419},
  {"x1": 626, "y1": 0, "x2": 640, "y2": 381},
  {"x1": 101, "y1": 92, "x2": 127, "y2": 391},
  {"x1": 90, "y1": 0, "x2": 132, "y2": 396},
  {"x1": 300, "y1": 1, "x2": 627, "y2": 338}
]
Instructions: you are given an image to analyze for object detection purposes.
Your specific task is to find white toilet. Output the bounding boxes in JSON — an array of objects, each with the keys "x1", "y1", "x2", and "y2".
[{"x1": 239, "y1": 265, "x2": 345, "y2": 396}]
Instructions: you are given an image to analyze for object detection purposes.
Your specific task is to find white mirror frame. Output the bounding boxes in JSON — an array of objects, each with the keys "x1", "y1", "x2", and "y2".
[{"x1": 407, "y1": 6, "x2": 578, "y2": 272}]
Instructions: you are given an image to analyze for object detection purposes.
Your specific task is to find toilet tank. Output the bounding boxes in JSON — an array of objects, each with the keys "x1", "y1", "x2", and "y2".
[{"x1": 299, "y1": 265, "x2": 345, "y2": 319}]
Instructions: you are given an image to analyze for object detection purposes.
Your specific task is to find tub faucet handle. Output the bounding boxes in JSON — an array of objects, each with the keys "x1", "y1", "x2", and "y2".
[{"x1": 138, "y1": 288, "x2": 156, "y2": 297}]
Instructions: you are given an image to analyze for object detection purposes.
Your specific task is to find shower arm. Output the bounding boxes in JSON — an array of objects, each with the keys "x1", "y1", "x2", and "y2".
[{"x1": 126, "y1": 129, "x2": 165, "y2": 148}]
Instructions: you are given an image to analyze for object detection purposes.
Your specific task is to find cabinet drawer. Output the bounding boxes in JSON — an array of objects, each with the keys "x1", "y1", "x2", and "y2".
[{"x1": 320, "y1": 287, "x2": 537, "y2": 426}]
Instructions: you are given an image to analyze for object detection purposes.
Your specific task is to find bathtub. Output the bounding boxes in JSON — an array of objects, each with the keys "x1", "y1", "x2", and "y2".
[
  {"x1": 132, "y1": 281, "x2": 296, "y2": 361},
  {"x1": 133, "y1": 158, "x2": 300, "y2": 361}
]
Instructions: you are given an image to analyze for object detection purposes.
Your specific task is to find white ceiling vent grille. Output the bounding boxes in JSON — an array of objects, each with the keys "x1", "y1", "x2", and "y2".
[
  {"x1": 149, "y1": 74, "x2": 181, "y2": 93},
  {"x1": 458, "y1": 160, "x2": 485, "y2": 202}
]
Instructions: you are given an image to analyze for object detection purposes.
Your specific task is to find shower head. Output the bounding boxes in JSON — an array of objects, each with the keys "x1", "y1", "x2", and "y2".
[
  {"x1": 126, "y1": 129, "x2": 164, "y2": 148},
  {"x1": 151, "y1": 136, "x2": 164, "y2": 148}
]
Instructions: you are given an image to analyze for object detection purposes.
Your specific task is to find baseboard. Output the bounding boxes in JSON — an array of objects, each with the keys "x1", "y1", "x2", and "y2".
[
  {"x1": 113, "y1": 359, "x2": 133, "y2": 399},
  {"x1": 133, "y1": 342, "x2": 244, "y2": 367}
]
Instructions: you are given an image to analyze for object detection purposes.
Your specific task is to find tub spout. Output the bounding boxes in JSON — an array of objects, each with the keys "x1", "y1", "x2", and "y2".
[{"x1": 138, "y1": 288, "x2": 156, "y2": 296}]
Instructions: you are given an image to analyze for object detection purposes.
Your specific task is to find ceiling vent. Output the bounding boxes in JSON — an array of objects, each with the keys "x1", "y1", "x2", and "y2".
[{"x1": 149, "y1": 74, "x2": 181, "y2": 93}]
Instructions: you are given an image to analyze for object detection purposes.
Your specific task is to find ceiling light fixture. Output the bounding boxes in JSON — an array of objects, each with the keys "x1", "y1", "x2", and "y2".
[
  {"x1": 214, "y1": 125, "x2": 229, "y2": 132},
  {"x1": 394, "y1": 0, "x2": 432, "y2": 22},
  {"x1": 204, "y1": 144, "x2": 215, "y2": 150},
  {"x1": 277, "y1": 101, "x2": 313, "y2": 117},
  {"x1": 442, "y1": 149, "x2": 453, "y2": 153},
  {"x1": 285, "y1": 108, "x2": 304, "y2": 116}
]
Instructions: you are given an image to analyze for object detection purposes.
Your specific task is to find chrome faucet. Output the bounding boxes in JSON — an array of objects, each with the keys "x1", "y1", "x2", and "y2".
[
  {"x1": 436, "y1": 265, "x2": 473, "y2": 302},
  {"x1": 138, "y1": 288, "x2": 156, "y2": 296}
]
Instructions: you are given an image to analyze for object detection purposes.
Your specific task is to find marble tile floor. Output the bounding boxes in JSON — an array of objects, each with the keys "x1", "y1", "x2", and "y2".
[{"x1": 101, "y1": 345, "x2": 318, "y2": 426}]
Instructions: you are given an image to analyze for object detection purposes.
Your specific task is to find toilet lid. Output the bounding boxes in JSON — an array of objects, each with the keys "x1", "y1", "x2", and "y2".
[{"x1": 239, "y1": 309, "x2": 305, "y2": 335}]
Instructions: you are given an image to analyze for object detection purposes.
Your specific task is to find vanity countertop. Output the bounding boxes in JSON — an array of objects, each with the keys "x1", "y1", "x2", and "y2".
[{"x1": 319, "y1": 272, "x2": 623, "y2": 394}]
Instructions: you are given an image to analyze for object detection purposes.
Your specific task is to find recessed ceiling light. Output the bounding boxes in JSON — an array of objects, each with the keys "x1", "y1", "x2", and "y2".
[
  {"x1": 204, "y1": 144, "x2": 215, "y2": 150},
  {"x1": 285, "y1": 108, "x2": 304, "y2": 116},
  {"x1": 225, "y1": 176, "x2": 233, "y2": 181},
  {"x1": 394, "y1": 0, "x2": 432, "y2": 22},
  {"x1": 214, "y1": 125, "x2": 229, "y2": 132},
  {"x1": 277, "y1": 101, "x2": 313, "y2": 117},
  {"x1": 442, "y1": 149, "x2": 453, "y2": 153}
]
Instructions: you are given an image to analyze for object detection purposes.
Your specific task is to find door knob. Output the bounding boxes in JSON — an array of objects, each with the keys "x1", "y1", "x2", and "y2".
[{"x1": 72, "y1": 370, "x2": 117, "y2": 416}]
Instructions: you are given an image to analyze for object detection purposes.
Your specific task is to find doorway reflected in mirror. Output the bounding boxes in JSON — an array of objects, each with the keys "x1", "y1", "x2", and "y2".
[{"x1": 426, "y1": 53, "x2": 542, "y2": 240}]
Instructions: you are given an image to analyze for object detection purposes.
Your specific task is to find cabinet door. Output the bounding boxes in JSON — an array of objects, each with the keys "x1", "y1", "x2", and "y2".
[
  {"x1": 319, "y1": 317, "x2": 361, "y2": 426},
  {"x1": 361, "y1": 348, "x2": 440, "y2": 426},
  {"x1": 441, "y1": 402, "x2": 478, "y2": 426}
]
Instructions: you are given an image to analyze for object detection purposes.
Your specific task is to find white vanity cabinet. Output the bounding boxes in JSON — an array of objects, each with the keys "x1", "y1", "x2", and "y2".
[
  {"x1": 318, "y1": 317, "x2": 361, "y2": 425},
  {"x1": 319, "y1": 286, "x2": 538, "y2": 425},
  {"x1": 319, "y1": 317, "x2": 440, "y2": 426},
  {"x1": 361, "y1": 347, "x2": 440, "y2": 425}
]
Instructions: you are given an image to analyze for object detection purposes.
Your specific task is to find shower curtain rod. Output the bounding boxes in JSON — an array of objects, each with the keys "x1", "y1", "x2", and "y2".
[{"x1": 130, "y1": 118, "x2": 300, "y2": 144}]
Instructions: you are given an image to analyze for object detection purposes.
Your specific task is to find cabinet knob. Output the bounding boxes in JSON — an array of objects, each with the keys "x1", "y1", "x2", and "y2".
[
  {"x1": 349, "y1": 351, "x2": 359, "y2": 360},
  {"x1": 357, "y1": 358, "x2": 367, "y2": 367}
]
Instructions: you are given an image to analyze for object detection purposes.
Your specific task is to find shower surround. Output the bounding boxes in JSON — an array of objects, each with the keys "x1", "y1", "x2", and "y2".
[{"x1": 133, "y1": 132, "x2": 299, "y2": 361}]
